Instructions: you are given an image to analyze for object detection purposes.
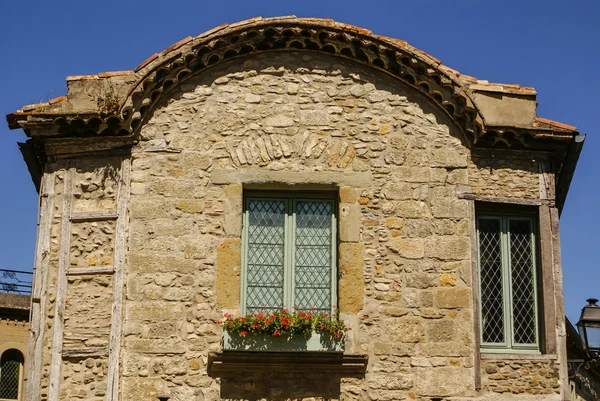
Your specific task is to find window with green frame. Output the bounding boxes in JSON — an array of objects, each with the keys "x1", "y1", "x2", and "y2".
[
  {"x1": 241, "y1": 192, "x2": 337, "y2": 315},
  {"x1": 477, "y1": 214, "x2": 540, "y2": 352}
]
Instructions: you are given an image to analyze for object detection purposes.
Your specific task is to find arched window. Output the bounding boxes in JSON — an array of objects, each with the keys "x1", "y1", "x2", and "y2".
[{"x1": 0, "y1": 349, "x2": 23, "y2": 400}]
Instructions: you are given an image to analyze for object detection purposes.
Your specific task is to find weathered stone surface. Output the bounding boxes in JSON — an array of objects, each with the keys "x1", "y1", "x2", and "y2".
[
  {"x1": 339, "y1": 186, "x2": 358, "y2": 204},
  {"x1": 216, "y1": 238, "x2": 241, "y2": 308},
  {"x1": 427, "y1": 236, "x2": 470, "y2": 260},
  {"x1": 339, "y1": 203, "x2": 360, "y2": 242},
  {"x1": 434, "y1": 288, "x2": 472, "y2": 309},
  {"x1": 338, "y1": 243, "x2": 364, "y2": 313},
  {"x1": 387, "y1": 237, "x2": 425, "y2": 259},
  {"x1": 414, "y1": 367, "x2": 473, "y2": 396}
]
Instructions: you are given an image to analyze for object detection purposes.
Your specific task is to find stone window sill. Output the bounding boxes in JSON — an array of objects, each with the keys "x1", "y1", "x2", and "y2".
[
  {"x1": 481, "y1": 353, "x2": 558, "y2": 360},
  {"x1": 207, "y1": 351, "x2": 368, "y2": 377}
]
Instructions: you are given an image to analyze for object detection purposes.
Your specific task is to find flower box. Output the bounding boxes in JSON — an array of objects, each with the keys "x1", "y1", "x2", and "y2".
[{"x1": 223, "y1": 331, "x2": 344, "y2": 353}]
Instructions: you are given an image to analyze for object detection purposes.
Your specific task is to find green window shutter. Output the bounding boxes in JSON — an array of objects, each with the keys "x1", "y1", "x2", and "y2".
[
  {"x1": 243, "y1": 198, "x2": 286, "y2": 313},
  {"x1": 293, "y1": 200, "x2": 335, "y2": 314}
]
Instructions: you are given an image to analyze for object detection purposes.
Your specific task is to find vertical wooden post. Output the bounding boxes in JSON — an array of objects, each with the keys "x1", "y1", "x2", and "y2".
[
  {"x1": 468, "y1": 200, "x2": 482, "y2": 390},
  {"x1": 539, "y1": 205, "x2": 557, "y2": 354},
  {"x1": 48, "y1": 161, "x2": 73, "y2": 401},
  {"x1": 549, "y1": 207, "x2": 570, "y2": 401},
  {"x1": 106, "y1": 157, "x2": 131, "y2": 401},
  {"x1": 25, "y1": 166, "x2": 55, "y2": 401}
]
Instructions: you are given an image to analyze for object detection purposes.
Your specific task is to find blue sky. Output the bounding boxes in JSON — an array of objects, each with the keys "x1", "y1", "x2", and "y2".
[{"x1": 0, "y1": 0, "x2": 598, "y2": 322}]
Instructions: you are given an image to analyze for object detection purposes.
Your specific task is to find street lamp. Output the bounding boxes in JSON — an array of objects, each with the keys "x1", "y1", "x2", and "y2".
[{"x1": 577, "y1": 298, "x2": 600, "y2": 359}]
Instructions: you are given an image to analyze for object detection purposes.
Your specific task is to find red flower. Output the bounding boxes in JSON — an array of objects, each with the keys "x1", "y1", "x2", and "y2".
[
  {"x1": 240, "y1": 330, "x2": 248, "y2": 336},
  {"x1": 323, "y1": 313, "x2": 329, "y2": 318},
  {"x1": 274, "y1": 330, "x2": 280, "y2": 336}
]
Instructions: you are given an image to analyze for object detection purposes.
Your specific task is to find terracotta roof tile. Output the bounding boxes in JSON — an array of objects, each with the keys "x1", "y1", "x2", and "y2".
[
  {"x1": 162, "y1": 37, "x2": 193, "y2": 55},
  {"x1": 535, "y1": 117, "x2": 577, "y2": 132},
  {"x1": 134, "y1": 53, "x2": 159, "y2": 73},
  {"x1": 98, "y1": 70, "x2": 134, "y2": 78},
  {"x1": 48, "y1": 95, "x2": 67, "y2": 105}
]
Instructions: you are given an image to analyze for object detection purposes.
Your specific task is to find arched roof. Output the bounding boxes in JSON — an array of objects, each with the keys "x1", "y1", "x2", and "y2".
[{"x1": 122, "y1": 16, "x2": 486, "y2": 144}]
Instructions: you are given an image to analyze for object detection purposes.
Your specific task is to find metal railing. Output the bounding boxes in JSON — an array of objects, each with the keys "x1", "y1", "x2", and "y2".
[{"x1": 0, "y1": 269, "x2": 32, "y2": 294}]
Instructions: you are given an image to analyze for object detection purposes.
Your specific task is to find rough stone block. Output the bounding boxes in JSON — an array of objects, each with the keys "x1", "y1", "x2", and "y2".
[
  {"x1": 387, "y1": 237, "x2": 425, "y2": 259},
  {"x1": 174, "y1": 199, "x2": 204, "y2": 214},
  {"x1": 338, "y1": 243, "x2": 364, "y2": 313},
  {"x1": 427, "y1": 236, "x2": 469, "y2": 260},
  {"x1": 394, "y1": 201, "x2": 431, "y2": 218},
  {"x1": 339, "y1": 203, "x2": 360, "y2": 242},
  {"x1": 216, "y1": 238, "x2": 241, "y2": 308},
  {"x1": 434, "y1": 288, "x2": 471, "y2": 309},
  {"x1": 426, "y1": 320, "x2": 455, "y2": 342},
  {"x1": 388, "y1": 317, "x2": 425, "y2": 343},
  {"x1": 339, "y1": 186, "x2": 357, "y2": 204},
  {"x1": 414, "y1": 367, "x2": 473, "y2": 396},
  {"x1": 430, "y1": 148, "x2": 467, "y2": 168},
  {"x1": 224, "y1": 184, "x2": 243, "y2": 236},
  {"x1": 382, "y1": 181, "x2": 412, "y2": 200}
]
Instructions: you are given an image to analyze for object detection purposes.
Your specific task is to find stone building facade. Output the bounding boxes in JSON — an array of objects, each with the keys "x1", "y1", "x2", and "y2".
[{"x1": 6, "y1": 17, "x2": 585, "y2": 401}]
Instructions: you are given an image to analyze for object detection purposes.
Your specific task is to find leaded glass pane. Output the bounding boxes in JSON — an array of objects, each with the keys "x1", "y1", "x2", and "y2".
[
  {"x1": 509, "y1": 219, "x2": 537, "y2": 344},
  {"x1": 0, "y1": 350, "x2": 21, "y2": 400},
  {"x1": 294, "y1": 201, "x2": 333, "y2": 313},
  {"x1": 479, "y1": 218, "x2": 505, "y2": 344},
  {"x1": 245, "y1": 199, "x2": 286, "y2": 313}
]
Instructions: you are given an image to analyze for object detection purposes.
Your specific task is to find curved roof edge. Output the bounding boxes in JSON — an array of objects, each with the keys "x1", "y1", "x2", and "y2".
[{"x1": 7, "y1": 16, "x2": 574, "y2": 139}]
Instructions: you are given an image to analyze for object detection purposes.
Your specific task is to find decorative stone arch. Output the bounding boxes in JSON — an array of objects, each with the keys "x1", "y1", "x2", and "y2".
[{"x1": 122, "y1": 17, "x2": 486, "y2": 145}]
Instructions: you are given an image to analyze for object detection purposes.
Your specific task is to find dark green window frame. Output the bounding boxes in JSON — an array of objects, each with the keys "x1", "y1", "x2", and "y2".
[
  {"x1": 241, "y1": 192, "x2": 337, "y2": 316},
  {"x1": 477, "y1": 214, "x2": 540, "y2": 353}
]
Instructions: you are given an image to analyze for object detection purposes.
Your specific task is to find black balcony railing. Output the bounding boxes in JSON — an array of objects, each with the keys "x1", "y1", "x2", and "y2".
[{"x1": 0, "y1": 269, "x2": 33, "y2": 294}]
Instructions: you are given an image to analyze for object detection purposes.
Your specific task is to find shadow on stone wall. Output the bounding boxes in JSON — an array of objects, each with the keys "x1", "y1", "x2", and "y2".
[{"x1": 218, "y1": 371, "x2": 343, "y2": 400}]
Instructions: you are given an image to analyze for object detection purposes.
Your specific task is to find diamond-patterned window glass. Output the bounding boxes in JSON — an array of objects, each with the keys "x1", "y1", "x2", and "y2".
[
  {"x1": 509, "y1": 219, "x2": 537, "y2": 345},
  {"x1": 0, "y1": 349, "x2": 22, "y2": 400},
  {"x1": 478, "y1": 218, "x2": 505, "y2": 344},
  {"x1": 245, "y1": 199, "x2": 286, "y2": 313},
  {"x1": 294, "y1": 200, "x2": 333, "y2": 314}
]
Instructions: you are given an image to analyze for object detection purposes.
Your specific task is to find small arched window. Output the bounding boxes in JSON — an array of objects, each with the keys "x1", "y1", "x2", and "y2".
[{"x1": 0, "y1": 349, "x2": 24, "y2": 400}]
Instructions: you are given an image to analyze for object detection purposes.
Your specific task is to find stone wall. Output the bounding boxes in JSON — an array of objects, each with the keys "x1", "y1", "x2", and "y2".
[{"x1": 29, "y1": 50, "x2": 565, "y2": 401}]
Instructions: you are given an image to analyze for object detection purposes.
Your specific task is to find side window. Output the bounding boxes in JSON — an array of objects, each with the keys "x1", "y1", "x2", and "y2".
[
  {"x1": 0, "y1": 349, "x2": 24, "y2": 400},
  {"x1": 241, "y1": 193, "x2": 337, "y2": 315},
  {"x1": 477, "y1": 215, "x2": 540, "y2": 352}
]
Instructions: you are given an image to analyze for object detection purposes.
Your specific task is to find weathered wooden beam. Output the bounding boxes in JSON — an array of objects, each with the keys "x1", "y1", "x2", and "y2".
[
  {"x1": 68, "y1": 266, "x2": 115, "y2": 276},
  {"x1": 70, "y1": 211, "x2": 118, "y2": 222},
  {"x1": 25, "y1": 167, "x2": 55, "y2": 401},
  {"x1": 48, "y1": 162, "x2": 73, "y2": 401},
  {"x1": 62, "y1": 347, "x2": 109, "y2": 359},
  {"x1": 468, "y1": 200, "x2": 482, "y2": 390},
  {"x1": 106, "y1": 157, "x2": 131, "y2": 401}
]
